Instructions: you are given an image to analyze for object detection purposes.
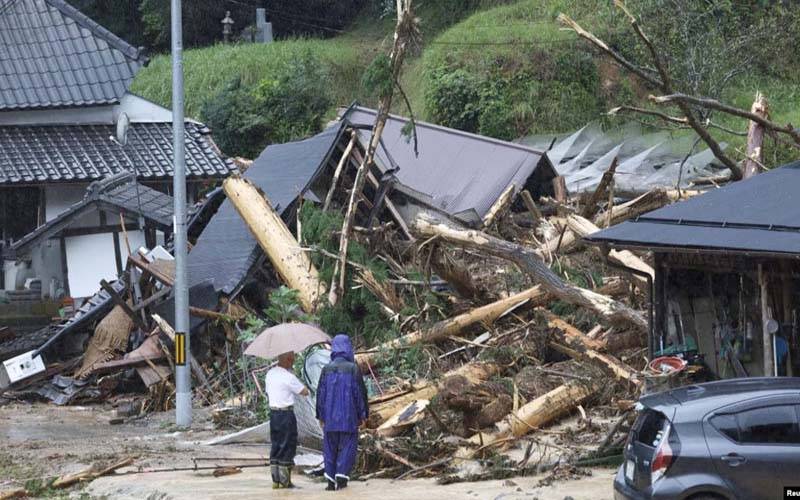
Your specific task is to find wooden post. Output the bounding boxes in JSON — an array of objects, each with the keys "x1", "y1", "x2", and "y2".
[
  {"x1": 519, "y1": 189, "x2": 542, "y2": 226},
  {"x1": 322, "y1": 132, "x2": 356, "y2": 212},
  {"x1": 223, "y1": 176, "x2": 324, "y2": 312},
  {"x1": 482, "y1": 185, "x2": 516, "y2": 228},
  {"x1": 743, "y1": 92, "x2": 769, "y2": 179},
  {"x1": 581, "y1": 157, "x2": 618, "y2": 219},
  {"x1": 759, "y1": 264, "x2": 775, "y2": 376},
  {"x1": 552, "y1": 176, "x2": 568, "y2": 203}
]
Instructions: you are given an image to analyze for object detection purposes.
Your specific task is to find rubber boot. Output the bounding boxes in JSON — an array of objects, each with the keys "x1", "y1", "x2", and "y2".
[
  {"x1": 285, "y1": 467, "x2": 295, "y2": 488},
  {"x1": 326, "y1": 479, "x2": 336, "y2": 491},
  {"x1": 336, "y1": 475, "x2": 348, "y2": 490},
  {"x1": 271, "y1": 465, "x2": 283, "y2": 489}
]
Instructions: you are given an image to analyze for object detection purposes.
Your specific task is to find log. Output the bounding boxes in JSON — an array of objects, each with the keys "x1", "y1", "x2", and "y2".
[
  {"x1": 457, "y1": 382, "x2": 595, "y2": 458},
  {"x1": 356, "y1": 286, "x2": 549, "y2": 367},
  {"x1": 376, "y1": 399, "x2": 430, "y2": 437},
  {"x1": 520, "y1": 190, "x2": 543, "y2": 226},
  {"x1": 550, "y1": 342, "x2": 640, "y2": 386},
  {"x1": 223, "y1": 176, "x2": 324, "y2": 312},
  {"x1": 541, "y1": 310, "x2": 605, "y2": 351},
  {"x1": 412, "y1": 213, "x2": 647, "y2": 332},
  {"x1": 0, "y1": 488, "x2": 26, "y2": 500},
  {"x1": 743, "y1": 92, "x2": 768, "y2": 179},
  {"x1": 593, "y1": 188, "x2": 670, "y2": 228},
  {"x1": 369, "y1": 362, "x2": 500, "y2": 426},
  {"x1": 581, "y1": 157, "x2": 618, "y2": 219},
  {"x1": 482, "y1": 184, "x2": 516, "y2": 228},
  {"x1": 566, "y1": 214, "x2": 653, "y2": 289}
]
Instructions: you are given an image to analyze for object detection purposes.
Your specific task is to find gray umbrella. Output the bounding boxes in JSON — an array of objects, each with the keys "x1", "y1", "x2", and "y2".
[{"x1": 243, "y1": 323, "x2": 330, "y2": 360}]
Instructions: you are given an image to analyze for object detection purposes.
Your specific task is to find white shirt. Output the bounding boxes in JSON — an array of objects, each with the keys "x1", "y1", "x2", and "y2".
[{"x1": 265, "y1": 366, "x2": 305, "y2": 408}]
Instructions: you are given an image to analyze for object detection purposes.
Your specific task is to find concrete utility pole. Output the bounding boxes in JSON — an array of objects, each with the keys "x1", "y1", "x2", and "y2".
[{"x1": 171, "y1": 0, "x2": 191, "y2": 427}]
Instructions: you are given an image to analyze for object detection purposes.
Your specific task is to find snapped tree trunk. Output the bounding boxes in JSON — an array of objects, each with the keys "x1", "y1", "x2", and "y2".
[
  {"x1": 744, "y1": 92, "x2": 769, "y2": 179},
  {"x1": 456, "y1": 382, "x2": 596, "y2": 458},
  {"x1": 356, "y1": 286, "x2": 548, "y2": 368},
  {"x1": 223, "y1": 176, "x2": 324, "y2": 312},
  {"x1": 413, "y1": 213, "x2": 647, "y2": 332},
  {"x1": 369, "y1": 362, "x2": 501, "y2": 426}
]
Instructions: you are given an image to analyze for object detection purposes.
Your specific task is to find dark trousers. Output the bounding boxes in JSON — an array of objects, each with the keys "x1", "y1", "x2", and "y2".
[
  {"x1": 270, "y1": 409, "x2": 298, "y2": 466},
  {"x1": 323, "y1": 431, "x2": 358, "y2": 481}
]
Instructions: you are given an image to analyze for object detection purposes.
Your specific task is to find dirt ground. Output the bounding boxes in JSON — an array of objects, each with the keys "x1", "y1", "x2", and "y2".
[{"x1": 0, "y1": 402, "x2": 616, "y2": 499}]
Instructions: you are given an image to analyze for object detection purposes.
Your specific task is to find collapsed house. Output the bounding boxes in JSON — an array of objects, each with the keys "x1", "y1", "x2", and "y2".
[{"x1": 587, "y1": 161, "x2": 800, "y2": 379}]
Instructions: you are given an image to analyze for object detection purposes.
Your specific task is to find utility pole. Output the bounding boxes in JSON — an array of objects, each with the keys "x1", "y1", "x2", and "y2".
[{"x1": 171, "y1": 0, "x2": 191, "y2": 427}]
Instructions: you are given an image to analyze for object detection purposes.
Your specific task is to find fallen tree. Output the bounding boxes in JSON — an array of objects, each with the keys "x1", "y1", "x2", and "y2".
[
  {"x1": 412, "y1": 213, "x2": 647, "y2": 332},
  {"x1": 223, "y1": 176, "x2": 324, "y2": 313},
  {"x1": 356, "y1": 286, "x2": 548, "y2": 367}
]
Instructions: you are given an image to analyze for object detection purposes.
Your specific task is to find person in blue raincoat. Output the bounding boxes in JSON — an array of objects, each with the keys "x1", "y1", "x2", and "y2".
[{"x1": 316, "y1": 334, "x2": 368, "y2": 491}]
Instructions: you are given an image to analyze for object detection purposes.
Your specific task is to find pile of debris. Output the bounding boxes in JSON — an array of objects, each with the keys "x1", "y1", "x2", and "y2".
[{"x1": 0, "y1": 103, "x2": 692, "y2": 483}]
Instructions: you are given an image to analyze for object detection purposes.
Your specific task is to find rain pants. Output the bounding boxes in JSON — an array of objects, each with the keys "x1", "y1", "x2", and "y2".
[{"x1": 316, "y1": 334, "x2": 368, "y2": 482}]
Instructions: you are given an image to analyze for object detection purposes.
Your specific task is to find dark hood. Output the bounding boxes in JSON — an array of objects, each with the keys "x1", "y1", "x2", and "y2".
[{"x1": 331, "y1": 334, "x2": 354, "y2": 362}]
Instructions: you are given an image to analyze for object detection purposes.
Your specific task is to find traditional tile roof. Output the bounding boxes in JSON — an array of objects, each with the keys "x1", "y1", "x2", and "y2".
[
  {"x1": 0, "y1": 0, "x2": 146, "y2": 110},
  {"x1": 0, "y1": 121, "x2": 235, "y2": 184}
]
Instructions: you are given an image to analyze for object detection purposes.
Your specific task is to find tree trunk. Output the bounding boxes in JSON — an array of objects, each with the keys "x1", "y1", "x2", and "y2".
[
  {"x1": 322, "y1": 132, "x2": 356, "y2": 211},
  {"x1": 580, "y1": 157, "x2": 618, "y2": 219},
  {"x1": 356, "y1": 286, "x2": 548, "y2": 367},
  {"x1": 369, "y1": 362, "x2": 500, "y2": 426},
  {"x1": 552, "y1": 176, "x2": 568, "y2": 202},
  {"x1": 330, "y1": 1, "x2": 416, "y2": 305},
  {"x1": 223, "y1": 176, "x2": 324, "y2": 312},
  {"x1": 743, "y1": 92, "x2": 769, "y2": 179},
  {"x1": 593, "y1": 189, "x2": 670, "y2": 228},
  {"x1": 457, "y1": 382, "x2": 596, "y2": 458},
  {"x1": 520, "y1": 189, "x2": 542, "y2": 227},
  {"x1": 482, "y1": 184, "x2": 515, "y2": 228},
  {"x1": 413, "y1": 213, "x2": 648, "y2": 332}
]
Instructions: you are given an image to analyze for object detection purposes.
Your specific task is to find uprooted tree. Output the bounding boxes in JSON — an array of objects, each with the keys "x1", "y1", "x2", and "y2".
[{"x1": 558, "y1": 0, "x2": 800, "y2": 181}]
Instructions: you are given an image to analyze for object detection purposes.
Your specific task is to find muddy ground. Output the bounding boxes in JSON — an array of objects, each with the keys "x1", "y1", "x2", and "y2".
[{"x1": 0, "y1": 402, "x2": 615, "y2": 499}]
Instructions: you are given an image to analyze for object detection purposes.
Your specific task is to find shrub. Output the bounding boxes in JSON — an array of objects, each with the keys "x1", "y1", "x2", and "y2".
[{"x1": 200, "y1": 51, "x2": 332, "y2": 158}]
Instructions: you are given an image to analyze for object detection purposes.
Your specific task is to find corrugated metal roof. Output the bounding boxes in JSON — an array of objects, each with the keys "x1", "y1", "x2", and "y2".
[
  {"x1": 586, "y1": 161, "x2": 800, "y2": 256},
  {"x1": 0, "y1": 0, "x2": 145, "y2": 110},
  {"x1": 187, "y1": 123, "x2": 345, "y2": 295},
  {"x1": 0, "y1": 121, "x2": 234, "y2": 184},
  {"x1": 343, "y1": 106, "x2": 555, "y2": 226}
]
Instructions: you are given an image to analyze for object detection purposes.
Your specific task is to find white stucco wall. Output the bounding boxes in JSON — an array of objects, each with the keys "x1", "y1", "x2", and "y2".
[
  {"x1": 0, "y1": 93, "x2": 173, "y2": 126},
  {"x1": 65, "y1": 230, "x2": 146, "y2": 298}
]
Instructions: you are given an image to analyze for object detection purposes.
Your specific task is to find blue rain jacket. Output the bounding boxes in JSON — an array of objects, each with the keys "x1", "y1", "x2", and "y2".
[{"x1": 315, "y1": 334, "x2": 368, "y2": 432}]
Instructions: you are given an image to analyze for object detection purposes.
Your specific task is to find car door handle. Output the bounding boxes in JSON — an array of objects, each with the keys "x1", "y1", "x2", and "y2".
[{"x1": 720, "y1": 453, "x2": 746, "y2": 466}]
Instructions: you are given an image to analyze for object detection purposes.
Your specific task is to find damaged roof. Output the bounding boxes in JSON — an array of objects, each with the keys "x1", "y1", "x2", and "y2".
[
  {"x1": 0, "y1": 0, "x2": 146, "y2": 110},
  {"x1": 6, "y1": 172, "x2": 180, "y2": 257},
  {"x1": 0, "y1": 121, "x2": 234, "y2": 184},
  {"x1": 343, "y1": 105, "x2": 556, "y2": 226},
  {"x1": 187, "y1": 122, "x2": 346, "y2": 295},
  {"x1": 586, "y1": 161, "x2": 800, "y2": 257}
]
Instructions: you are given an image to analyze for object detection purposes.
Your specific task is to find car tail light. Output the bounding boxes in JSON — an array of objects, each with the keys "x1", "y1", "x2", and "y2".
[{"x1": 651, "y1": 424, "x2": 674, "y2": 484}]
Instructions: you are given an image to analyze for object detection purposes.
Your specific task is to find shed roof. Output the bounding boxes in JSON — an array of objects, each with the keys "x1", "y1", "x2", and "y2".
[
  {"x1": 342, "y1": 106, "x2": 556, "y2": 226},
  {"x1": 586, "y1": 161, "x2": 800, "y2": 257},
  {"x1": 0, "y1": 0, "x2": 146, "y2": 110},
  {"x1": 187, "y1": 122, "x2": 346, "y2": 295},
  {"x1": 6, "y1": 172, "x2": 179, "y2": 257},
  {"x1": 0, "y1": 121, "x2": 234, "y2": 184}
]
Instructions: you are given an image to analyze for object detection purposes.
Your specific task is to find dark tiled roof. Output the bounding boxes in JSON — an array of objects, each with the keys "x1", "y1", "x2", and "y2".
[
  {"x1": 7, "y1": 172, "x2": 180, "y2": 256},
  {"x1": 0, "y1": 0, "x2": 146, "y2": 110},
  {"x1": 586, "y1": 161, "x2": 800, "y2": 256},
  {"x1": 0, "y1": 121, "x2": 235, "y2": 184}
]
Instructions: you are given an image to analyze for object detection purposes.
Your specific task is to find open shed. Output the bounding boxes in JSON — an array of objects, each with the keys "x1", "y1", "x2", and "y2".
[{"x1": 586, "y1": 161, "x2": 800, "y2": 379}]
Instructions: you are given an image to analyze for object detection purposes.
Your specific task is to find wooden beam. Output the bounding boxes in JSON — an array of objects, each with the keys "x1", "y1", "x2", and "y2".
[
  {"x1": 99, "y1": 279, "x2": 147, "y2": 331},
  {"x1": 519, "y1": 190, "x2": 542, "y2": 226}
]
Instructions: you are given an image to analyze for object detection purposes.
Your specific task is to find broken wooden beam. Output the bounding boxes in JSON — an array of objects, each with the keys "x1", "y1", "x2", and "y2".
[
  {"x1": 482, "y1": 184, "x2": 516, "y2": 228},
  {"x1": 223, "y1": 176, "x2": 324, "y2": 312},
  {"x1": 594, "y1": 188, "x2": 670, "y2": 228},
  {"x1": 412, "y1": 213, "x2": 647, "y2": 332},
  {"x1": 376, "y1": 399, "x2": 430, "y2": 437},
  {"x1": 566, "y1": 214, "x2": 654, "y2": 289},
  {"x1": 356, "y1": 286, "x2": 548, "y2": 368},
  {"x1": 580, "y1": 157, "x2": 618, "y2": 219},
  {"x1": 519, "y1": 189, "x2": 543, "y2": 227},
  {"x1": 744, "y1": 92, "x2": 768, "y2": 179},
  {"x1": 52, "y1": 457, "x2": 135, "y2": 488}
]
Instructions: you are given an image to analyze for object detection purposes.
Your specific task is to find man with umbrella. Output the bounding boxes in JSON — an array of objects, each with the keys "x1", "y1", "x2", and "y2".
[
  {"x1": 315, "y1": 334, "x2": 368, "y2": 491},
  {"x1": 245, "y1": 323, "x2": 330, "y2": 489}
]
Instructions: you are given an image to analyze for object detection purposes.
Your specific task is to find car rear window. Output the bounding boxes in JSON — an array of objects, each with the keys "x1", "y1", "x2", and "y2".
[{"x1": 635, "y1": 409, "x2": 669, "y2": 447}]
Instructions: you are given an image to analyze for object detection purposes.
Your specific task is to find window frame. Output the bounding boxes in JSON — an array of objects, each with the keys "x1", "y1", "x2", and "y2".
[{"x1": 707, "y1": 395, "x2": 800, "y2": 447}]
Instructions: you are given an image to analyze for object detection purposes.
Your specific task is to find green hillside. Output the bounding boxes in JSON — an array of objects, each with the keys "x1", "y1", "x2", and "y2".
[{"x1": 132, "y1": 0, "x2": 800, "y2": 164}]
